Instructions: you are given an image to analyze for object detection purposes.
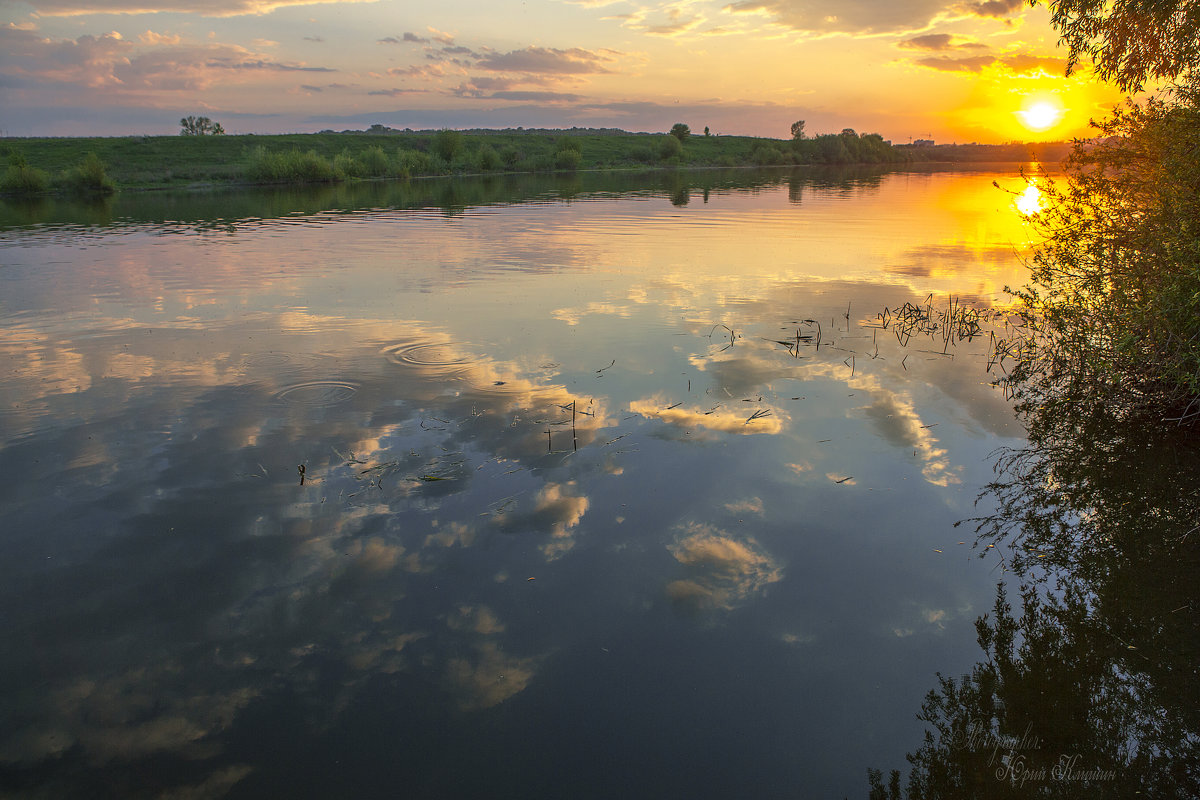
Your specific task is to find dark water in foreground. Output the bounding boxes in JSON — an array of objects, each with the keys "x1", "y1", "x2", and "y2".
[{"x1": 6, "y1": 166, "x2": 1185, "y2": 799}]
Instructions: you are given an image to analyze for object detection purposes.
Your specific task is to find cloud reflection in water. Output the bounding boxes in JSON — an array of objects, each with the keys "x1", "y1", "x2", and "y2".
[
  {"x1": 0, "y1": 169, "x2": 1036, "y2": 798},
  {"x1": 667, "y1": 523, "x2": 784, "y2": 612}
]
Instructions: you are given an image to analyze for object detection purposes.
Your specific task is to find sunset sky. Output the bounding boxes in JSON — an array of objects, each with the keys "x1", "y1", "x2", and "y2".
[{"x1": 1, "y1": 0, "x2": 1129, "y2": 140}]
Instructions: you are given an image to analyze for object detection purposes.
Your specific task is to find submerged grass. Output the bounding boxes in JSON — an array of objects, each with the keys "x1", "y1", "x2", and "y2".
[
  {"x1": 867, "y1": 294, "x2": 1024, "y2": 386},
  {"x1": 870, "y1": 294, "x2": 1008, "y2": 353}
]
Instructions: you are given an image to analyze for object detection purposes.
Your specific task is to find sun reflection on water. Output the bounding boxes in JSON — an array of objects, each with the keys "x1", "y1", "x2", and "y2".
[{"x1": 1015, "y1": 181, "x2": 1043, "y2": 217}]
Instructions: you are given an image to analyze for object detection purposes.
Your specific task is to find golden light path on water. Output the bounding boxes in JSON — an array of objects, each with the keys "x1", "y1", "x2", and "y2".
[{"x1": 508, "y1": 167, "x2": 1042, "y2": 308}]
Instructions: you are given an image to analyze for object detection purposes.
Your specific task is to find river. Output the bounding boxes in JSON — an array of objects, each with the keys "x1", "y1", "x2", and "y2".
[{"x1": 0, "y1": 165, "x2": 1045, "y2": 798}]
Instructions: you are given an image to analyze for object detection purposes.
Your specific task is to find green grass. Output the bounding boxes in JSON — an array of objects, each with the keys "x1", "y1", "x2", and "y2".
[{"x1": 0, "y1": 130, "x2": 917, "y2": 195}]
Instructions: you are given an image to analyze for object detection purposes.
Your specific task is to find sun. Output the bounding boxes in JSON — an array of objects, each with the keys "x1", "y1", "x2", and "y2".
[{"x1": 1017, "y1": 99, "x2": 1065, "y2": 132}]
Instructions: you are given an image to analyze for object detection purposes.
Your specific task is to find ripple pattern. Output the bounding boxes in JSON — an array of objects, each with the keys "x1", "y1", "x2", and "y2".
[
  {"x1": 381, "y1": 341, "x2": 475, "y2": 376},
  {"x1": 273, "y1": 379, "x2": 361, "y2": 407}
]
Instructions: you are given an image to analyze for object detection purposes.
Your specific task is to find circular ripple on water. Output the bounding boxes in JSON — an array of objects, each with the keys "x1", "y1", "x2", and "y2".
[
  {"x1": 381, "y1": 341, "x2": 475, "y2": 375},
  {"x1": 273, "y1": 379, "x2": 361, "y2": 407}
]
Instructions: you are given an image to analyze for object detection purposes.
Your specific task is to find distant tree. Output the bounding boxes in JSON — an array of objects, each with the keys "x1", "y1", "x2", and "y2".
[
  {"x1": 499, "y1": 145, "x2": 521, "y2": 167},
  {"x1": 553, "y1": 137, "x2": 583, "y2": 170},
  {"x1": 752, "y1": 142, "x2": 788, "y2": 165},
  {"x1": 1030, "y1": 0, "x2": 1198, "y2": 92},
  {"x1": 790, "y1": 119, "x2": 806, "y2": 139},
  {"x1": 669, "y1": 123, "x2": 690, "y2": 141},
  {"x1": 658, "y1": 133, "x2": 683, "y2": 159},
  {"x1": 840, "y1": 127, "x2": 857, "y2": 138},
  {"x1": 704, "y1": 126, "x2": 710, "y2": 136},
  {"x1": 180, "y1": 115, "x2": 224, "y2": 136},
  {"x1": 1, "y1": 151, "x2": 49, "y2": 195},
  {"x1": 818, "y1": 135, "x2": 851, "y2": 163},
  {"x1": 555, "y1": 137, "x2": 583, "y2": 154},
  {"x1": 63, "y1": 152, "x2": 116, "y2": 194},
  {"x1": 476, "y1": 144, "x2": 501, "y2": 171},
  {"x1": 554, "y1": 148, "x2": 582, "y2": 170},
  {"x1": 431, "y1": 128, "x2": 463, "y2": 161}
]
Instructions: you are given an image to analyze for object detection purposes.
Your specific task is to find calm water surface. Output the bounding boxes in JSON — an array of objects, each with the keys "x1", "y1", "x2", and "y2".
[{"x1": 0, "y1": 167, "x2": 1039, "y2": 798}]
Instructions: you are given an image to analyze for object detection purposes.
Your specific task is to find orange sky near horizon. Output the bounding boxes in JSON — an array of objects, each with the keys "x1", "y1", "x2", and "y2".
[{"x1": 0, "y1": 0, "x2": 1129, "y2": 139}]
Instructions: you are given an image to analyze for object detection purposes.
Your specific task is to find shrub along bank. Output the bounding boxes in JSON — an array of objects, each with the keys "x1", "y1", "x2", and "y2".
[{"x1": 1, "y1": 127, "x2": 914, "y2": 195}]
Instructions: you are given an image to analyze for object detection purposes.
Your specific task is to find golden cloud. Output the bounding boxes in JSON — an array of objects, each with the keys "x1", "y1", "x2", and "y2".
[
  {"x1": 629, "y1": 395, "x2": 785, "y2": 435},
  {"x1": 799, "y1": 362, "x2": 962, "y2": 487},
  {"x1": 721, "y1": 0, "x2": 951, "y2": 35},
  {"x1": 551, "y1": 301, "x2": 633, "y2": 326},
  {"x1": 21, "y1": 0, "x2": 380, "y2": 18},
  {"x1": 446, "y1": 604, "x2": 507, "y2": 635},
  {"x1": 474, "y1": 45, "x2": 616, "y2": 75},
  {"x1": 534, "y1": 482, "x2": 590, "y2": 559},
  {"x1": 666, "y1": 523, "x2": 783, "y2": 611},
  {"x1": 724, "y1": 497, "x2": 765, "y2": 515},
  {"x1": 138, "y1": 30, "x2": 182, "y2": 45},
  {"x1": 446, "y1": 641, "x2": 540, "y2": 711}
]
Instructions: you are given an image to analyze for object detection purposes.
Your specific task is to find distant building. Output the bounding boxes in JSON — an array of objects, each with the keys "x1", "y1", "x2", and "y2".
[{"x1": 914, "y1": 139, "x2": 935, "y2": 147}]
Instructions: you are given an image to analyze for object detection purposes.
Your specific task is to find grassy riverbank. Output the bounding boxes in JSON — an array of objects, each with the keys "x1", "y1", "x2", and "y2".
[{"x1": 2, "y1": 128, "x2": 912, "y2": 194}]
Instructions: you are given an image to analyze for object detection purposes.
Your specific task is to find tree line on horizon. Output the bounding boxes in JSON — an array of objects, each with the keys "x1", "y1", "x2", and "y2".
[
  {"x1": 1, "y1": 119, "x2": 923, "y2": 195},
  {"x1": 2, "y1": 111, "x2": 1072, "y2": 197}
]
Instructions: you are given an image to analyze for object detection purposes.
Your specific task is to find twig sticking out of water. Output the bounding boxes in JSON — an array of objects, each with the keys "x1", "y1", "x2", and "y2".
[
  {"x1": 707, "y1": 324, "x2": 738, "y2": 353},
  {"x1": 745, "y1": 408, "x2": 772, "y2": 424},
  {"x1": 556, "y1": 401, "x2": 595, "y2": 417},
  {"x1": 767, "y1": 324, "x2": 816, "y2": 359}
]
